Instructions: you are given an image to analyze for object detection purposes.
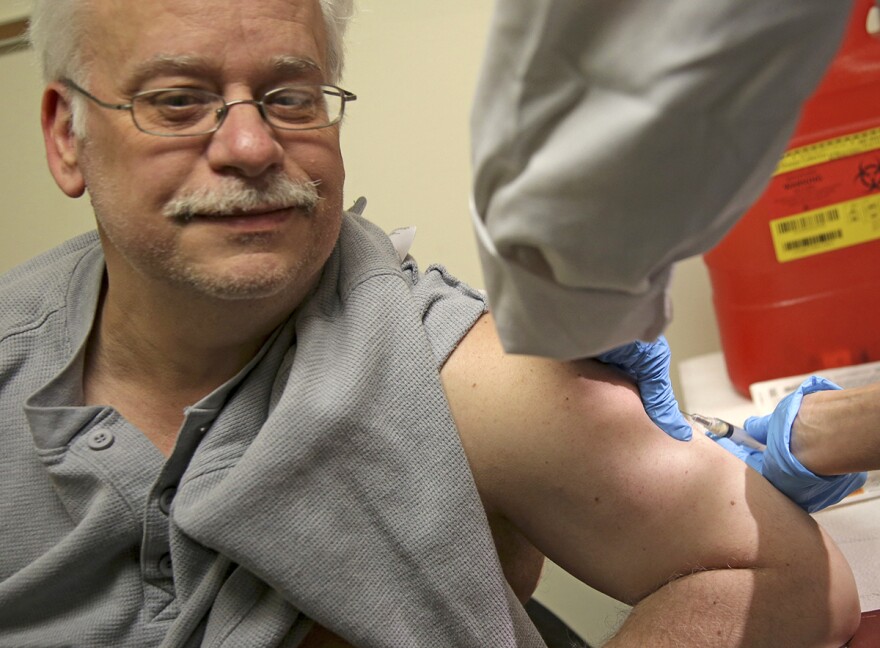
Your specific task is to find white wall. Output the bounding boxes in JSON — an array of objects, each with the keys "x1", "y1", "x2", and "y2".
[{"x1": 0, "y1": 2, "x2": 723, "y2": 644}]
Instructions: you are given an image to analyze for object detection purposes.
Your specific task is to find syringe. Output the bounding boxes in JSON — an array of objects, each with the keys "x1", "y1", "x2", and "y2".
[{"x1": 683, "y1": 412, "x2": 766, "y2": 451}]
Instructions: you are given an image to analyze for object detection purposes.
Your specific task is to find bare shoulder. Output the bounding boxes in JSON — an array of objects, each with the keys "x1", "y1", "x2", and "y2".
[
  {"x1": 441, "y1": 312, "x2": 676, "y2": 518},
  {"x1": 441, "y1": 314, "x2": 847, "y2": 606}
]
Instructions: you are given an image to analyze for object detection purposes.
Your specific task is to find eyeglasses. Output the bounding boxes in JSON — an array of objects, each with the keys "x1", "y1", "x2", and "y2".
[{"x1": 61, "y1": 78, "x2": 357, "y2": 137}]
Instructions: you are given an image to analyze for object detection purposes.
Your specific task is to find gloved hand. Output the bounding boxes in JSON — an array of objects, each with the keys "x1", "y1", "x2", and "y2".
[
  {"x1": 712, "y1": 436, "x2": 763, "y2": 471},
  {"x1": 596, "y1": 336, "x2": 692, "y2": 441},
  {"x1": 716, "y1": 376, "x2": 867, "y2": 513}
]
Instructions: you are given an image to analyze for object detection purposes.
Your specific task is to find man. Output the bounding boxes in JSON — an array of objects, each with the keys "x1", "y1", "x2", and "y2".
[{"x1": 0, "y1": 0, "x2": 860, "y2": 646}]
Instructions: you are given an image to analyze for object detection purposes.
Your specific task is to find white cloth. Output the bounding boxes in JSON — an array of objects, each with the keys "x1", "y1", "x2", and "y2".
[{"x1": 471, "y1": 0, "x2": 853, "y2": 359}]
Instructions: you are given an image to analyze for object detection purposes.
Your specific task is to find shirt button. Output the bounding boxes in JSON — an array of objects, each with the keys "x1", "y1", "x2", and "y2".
[
  {"x1": 158, "y1": 487, "x2": 177, "y2": 515},
  {"x1": 158, "y1": 553, "x2": 173, "y2": 578},
  {"x1": 87, "y1": 429, "x2": 114, "y2": 450}
]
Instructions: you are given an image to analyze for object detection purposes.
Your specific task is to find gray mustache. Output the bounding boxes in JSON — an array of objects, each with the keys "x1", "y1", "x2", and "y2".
[{"x1": 163, "y1": 177, "x2": 321, "y2": 222}]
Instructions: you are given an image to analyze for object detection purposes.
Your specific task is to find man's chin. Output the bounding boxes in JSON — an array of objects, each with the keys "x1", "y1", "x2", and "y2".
[{"x1": 172, "y1": 260, "x2": 307, "y2": 302}]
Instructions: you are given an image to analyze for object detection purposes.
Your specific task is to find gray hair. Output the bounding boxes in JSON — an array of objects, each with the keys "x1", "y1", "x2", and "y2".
[
  {"x1": 27, "y1": 0, "x2": 89, "y2": 85},
  {"x1": 320, "y1": 0, "x2": 354, "y2": 85},
  {"x1": 28, "y1": 0, "x2": 354, "y2": 134}
]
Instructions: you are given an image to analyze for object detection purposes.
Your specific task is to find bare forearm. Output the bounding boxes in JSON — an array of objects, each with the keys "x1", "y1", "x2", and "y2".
[
  {"x1": 605, "y1": 553, "x2": 859, "y2": 647},
  {"x1": 792, "y1": 383, "x2": 880, "y2": 475}
]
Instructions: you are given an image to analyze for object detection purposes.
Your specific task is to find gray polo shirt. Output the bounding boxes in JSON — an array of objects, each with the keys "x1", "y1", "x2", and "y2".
[
  {"x1": 0, "y1": 215, "x2": 546, "y2": 648},
  {"x1": 0, "y1": 230, "x2": 302, "y2": 646}
]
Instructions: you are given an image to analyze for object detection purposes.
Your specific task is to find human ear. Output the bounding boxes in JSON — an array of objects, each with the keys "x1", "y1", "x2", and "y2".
[{"x1": 41, "y1": 83, "x2": 86, "y2": 198}]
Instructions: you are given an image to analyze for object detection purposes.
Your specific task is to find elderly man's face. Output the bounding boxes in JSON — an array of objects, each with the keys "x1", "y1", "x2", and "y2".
[{"x1": 68, "y1": 0, "x2": 345, "y2": 302}]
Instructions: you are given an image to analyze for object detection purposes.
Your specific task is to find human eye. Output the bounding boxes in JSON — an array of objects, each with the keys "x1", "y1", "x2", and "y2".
[
  {"x1": 136, "y1": 88, "x2": 217, "y2": 130},
  {"x1": 264, "y1": 86, "x2": 326, "y2": 124},
  {"x1": 148, "y1": 88, "x2": 214, "y2": 109}
]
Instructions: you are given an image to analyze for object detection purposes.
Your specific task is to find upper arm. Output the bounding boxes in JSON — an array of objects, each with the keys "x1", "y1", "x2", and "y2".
[{"x1": 442, "y1": 314, "x2": 847, "y2": 605}]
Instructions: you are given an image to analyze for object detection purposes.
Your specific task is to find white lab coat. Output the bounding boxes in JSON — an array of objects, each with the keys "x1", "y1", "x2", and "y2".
[{"x1": 471, "y1": 0, "x2": 853, "y2": 359}]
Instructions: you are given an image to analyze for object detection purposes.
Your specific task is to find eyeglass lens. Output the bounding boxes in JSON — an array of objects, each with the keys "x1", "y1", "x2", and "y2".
[{"x1": 131, "y1": 85, "x2": 343, "y2": 135}]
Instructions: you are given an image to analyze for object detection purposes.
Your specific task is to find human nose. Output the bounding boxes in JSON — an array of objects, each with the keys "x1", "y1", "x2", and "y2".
[{"x1": 205, "y1": 100, "x2": 285, "y2": 178}]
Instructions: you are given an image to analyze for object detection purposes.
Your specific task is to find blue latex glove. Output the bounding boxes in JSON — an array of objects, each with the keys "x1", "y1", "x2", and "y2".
[
  {"x1": 596, "y1": 336, "x2": 692, "y2": 441},
  {"x1": 715, "y1": 376, "x2": 867, "y2": 513}
]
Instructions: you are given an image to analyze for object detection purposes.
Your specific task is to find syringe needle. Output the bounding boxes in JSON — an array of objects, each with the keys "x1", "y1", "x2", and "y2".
[{"x1": 684, "y1": 412, "x2": 766, "y2": 451}]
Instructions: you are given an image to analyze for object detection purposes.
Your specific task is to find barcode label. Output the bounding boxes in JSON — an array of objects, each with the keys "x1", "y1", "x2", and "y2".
[
  {"x1": 770, "y1": 194, "x2": 880, "y2": 262},
  {"x1": 775, "y1": 209, "x2": 839, "y2": 235},
  {"x1": 782, "y1": 229, "x2": 843, "y2": 251}
]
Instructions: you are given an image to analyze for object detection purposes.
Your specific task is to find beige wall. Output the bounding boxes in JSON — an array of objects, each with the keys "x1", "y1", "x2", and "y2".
[
  {"x1": 2, "y1": 46, "x2": 96, "y2": 267},
  {"x1": 0, "y1": 0, "x2": 29, "y2": 24},
  {"x1": 0, "y1": 1, "x2": 723, "y2": 644},
  {"x1": 338, "y1": 2, "x2": 722, "y2": 399}
]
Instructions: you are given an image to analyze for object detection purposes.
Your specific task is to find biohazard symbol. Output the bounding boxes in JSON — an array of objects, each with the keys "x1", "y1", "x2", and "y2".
[{"x1": 855, "y1": 159, "x2": 880, "y2": 191}]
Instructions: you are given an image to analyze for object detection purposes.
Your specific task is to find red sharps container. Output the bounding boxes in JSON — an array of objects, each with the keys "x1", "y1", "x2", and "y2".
[{"x1": 704, "y1": 0, "x2": 880, "y2": 397}]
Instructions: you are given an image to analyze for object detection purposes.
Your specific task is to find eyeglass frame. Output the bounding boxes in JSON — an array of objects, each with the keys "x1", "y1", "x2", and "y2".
[{"x1": 60, "y1": 78, "x2": 358, "y2": 137}]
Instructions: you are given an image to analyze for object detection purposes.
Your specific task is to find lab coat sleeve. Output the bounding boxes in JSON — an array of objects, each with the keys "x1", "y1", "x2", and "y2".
[{"x1": 471, "y1": 0, "x2": 852, "y2": 359}]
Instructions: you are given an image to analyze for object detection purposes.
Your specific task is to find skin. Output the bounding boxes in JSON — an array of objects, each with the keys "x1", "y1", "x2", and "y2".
[
  {"x1": 39, "y1": 1, "x2": 861, "y2": 645},
  {"x1": 443, "y1": 315, "x2": 861, "y2": 647},
  {"x1": 792, "y1": 383, "x2": 880, "y2": 475}
]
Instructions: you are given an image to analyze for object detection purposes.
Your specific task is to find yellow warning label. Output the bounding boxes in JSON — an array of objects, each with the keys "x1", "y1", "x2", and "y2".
[
  {"x1": 774, "y1": 126, "x2": 880, "y2": 176},
  {"x1": 770, "y1": 193, "x2": 880, "y2": 262}
]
